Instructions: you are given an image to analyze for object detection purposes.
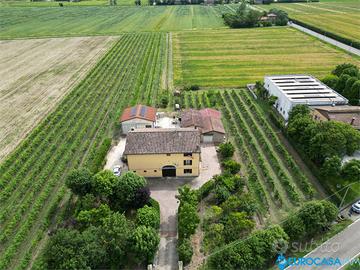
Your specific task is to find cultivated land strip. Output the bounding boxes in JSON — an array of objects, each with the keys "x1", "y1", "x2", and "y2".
[
  {"x1": 260, "y1": 1, "x2": 360, "y2": 41},
  {"x1": 0, "y1": 5, "x2": 227, "y2": 39},
  {"x1": 173, "y1": 28, "x2": 360, "y2": 87},
  {"x1": 0, "y1": 32, "x2": 167, "y2": 269},
  {"x1": 0, "y1": 36, "x2": 117, "y2": 162}
]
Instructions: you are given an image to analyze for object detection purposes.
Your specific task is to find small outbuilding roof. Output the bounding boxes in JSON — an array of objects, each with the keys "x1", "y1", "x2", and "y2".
[
  {"x1": 313, "y1": 105, "x2": 360, "y2": 129},
  {"x1": 120, "y1": 104, "x2": 156, "y2": 122},
  {"x1": 124, "y1": 128, "x2": 201, "y2": 155},
  {"x1": 181, "y1": 108, "x2": 225, "y2": 134}
]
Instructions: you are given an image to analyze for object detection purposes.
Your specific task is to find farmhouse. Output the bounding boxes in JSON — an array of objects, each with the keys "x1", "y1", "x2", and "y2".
[
  {"x1": 312, "y1": 105, "x2": 360, "y2": 130},
  {"x1": 120, "y1": 104, "x2": 156, "y2": 134},
  {"x1": 264, "y1": 75, "x2": 348, "y2": 120},
  {"x1": 180, "y1": 108, "x2": 225, "y2": 143},
  {"x1": 124, "y1": 128, "x2": 201, "y2": 177}
]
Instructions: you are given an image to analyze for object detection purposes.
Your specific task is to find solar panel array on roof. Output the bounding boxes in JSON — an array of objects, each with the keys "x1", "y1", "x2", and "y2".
[
  {"x1": 140, "y1": 106, "x2": 147, "y2": 117},
  {"x1": 266, "y1": 75, "x2": 347, "y2": 103},
  {"x1": 130, "y1": 106, "x2": 137, "y2": 117}
]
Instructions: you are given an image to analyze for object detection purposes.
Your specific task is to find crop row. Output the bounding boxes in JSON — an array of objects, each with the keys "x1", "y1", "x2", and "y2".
[
  {"x1": 228, "y1": 91, "x2": 301, "y2": 205},
  {"x1": 0, "y1": 33, "x2": 166, "y2": 269},
  {"x1": 239, "y1": 91, "x2": 314, "y2": 198},
  {"x1": 219, "y1": 91, "x2": 270, "y2": 212},
  {"x1": 222, "y1": 91, "x2": 287, "y2": 207}
]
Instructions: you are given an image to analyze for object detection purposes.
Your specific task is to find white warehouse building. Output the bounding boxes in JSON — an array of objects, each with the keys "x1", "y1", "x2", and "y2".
[{"x1": 264, "y1": 75, "x2": 348, "y2": 120}]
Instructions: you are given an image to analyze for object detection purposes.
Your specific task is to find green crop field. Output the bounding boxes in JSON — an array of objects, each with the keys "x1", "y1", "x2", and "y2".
[
  {"x1": 258, "y1": 0, "x2": 360, "y2": 41},
  {"x1": 173, "y1": 27, "x2": 360, "y2": 88},
  {"x1": 0, "y1": 32, "x2": 169, "y2": 269},
  {"x1": 0, "y1": 5, "x2": 229, "y2": 39}
]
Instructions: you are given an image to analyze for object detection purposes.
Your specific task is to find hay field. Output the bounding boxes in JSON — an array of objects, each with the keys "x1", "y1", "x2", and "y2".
[{"x1": 0, "y1": 36, "x2": 116, "y2": 161}]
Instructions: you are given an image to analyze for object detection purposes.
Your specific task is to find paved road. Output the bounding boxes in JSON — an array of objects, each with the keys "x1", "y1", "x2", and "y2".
[
  {"x1": 286, "y1": 215, "x2": 360, "y2": 270},
  {"x1": 150, "y1": 145, "x2": 221, "y2": 270},
  {"x1": 289, "y1": 22, "x2": 360, "y2": 57}
]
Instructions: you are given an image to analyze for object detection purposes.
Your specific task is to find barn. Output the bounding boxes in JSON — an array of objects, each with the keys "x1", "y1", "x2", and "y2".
[
  {"x1": 180, "y1": 108, "x2": 225, "y2": 143},
  {"x1": 120, "y1": 104, "x2": 157, "y2": 134}
]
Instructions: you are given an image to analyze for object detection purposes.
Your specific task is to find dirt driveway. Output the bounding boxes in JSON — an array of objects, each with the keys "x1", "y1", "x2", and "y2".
[
  {"x1": 149, "y1": 144, "x2": 221, "y2": 270},
  {"x1": 0, "y1": 36, "x2": 116, "y2": 161}
]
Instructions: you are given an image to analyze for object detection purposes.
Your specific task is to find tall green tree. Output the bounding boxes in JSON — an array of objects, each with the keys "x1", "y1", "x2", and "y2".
[
  {"x1": 341, "y1": 160, "x2": 360, "y2": 183},
  {"x1": 65, "y1": 168, "x2": 93, "y2": 196},
  {"x1": 111, "y1": 171, "x2": 147, "y2": 210},
  {"x1": 99, "y1": 212, "x2": 133, "y2": 267},
  {"x1": 130, "y1": 226, "x2": 160, "y2": 263}
]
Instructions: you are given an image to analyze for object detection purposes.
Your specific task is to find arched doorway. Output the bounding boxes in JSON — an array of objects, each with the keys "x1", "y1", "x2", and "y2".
[{"x1": 162, "y1": 165, "x2": 176, "y2": 177}]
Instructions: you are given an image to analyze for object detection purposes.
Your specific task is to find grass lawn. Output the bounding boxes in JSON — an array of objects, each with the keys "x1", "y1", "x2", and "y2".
[
  {"x1": 258, "y1": 0, "x2": 360, "y2": 41},
  {"x1": 173, "y1": 27, "x2": 360, "y2": 88},
  {"x1": 0, "y1": 5, "x2": 227, "y2": 39}
]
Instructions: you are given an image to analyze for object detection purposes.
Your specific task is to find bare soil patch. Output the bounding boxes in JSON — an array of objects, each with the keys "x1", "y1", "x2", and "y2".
[{"x1": 0, "y1": 36, "x2": 117, "y2": 161}]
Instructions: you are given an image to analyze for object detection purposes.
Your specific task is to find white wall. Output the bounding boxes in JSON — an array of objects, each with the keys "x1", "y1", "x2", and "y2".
[
  {"x1": 264, "y1": 77, "x2": 294, "y2": 120},
  {"x1": 121, "y1": 119, "x2": 154, "y2": 134}
]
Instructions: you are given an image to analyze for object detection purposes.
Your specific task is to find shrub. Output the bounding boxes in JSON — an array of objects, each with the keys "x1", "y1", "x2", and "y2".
[
  {"x1": 218, "y1": 142, "x2": 235, "y2": 159},
  {"x1": 65, "y1": 168, "x2": 93, "y2": 197},
  {"x1": 136, "y1": 205, "x2": 160, "y2": 229},
  {"x1": 332, "y1": 63, "x2": 359, "y2": 77},
  {"x1": 133, "y1": 186, "x2": 151, "y2": 209},
  {"x1": 178, "y1": 202, "x2": 199, "y2": 239},
  {"x1": 341, "y1": 159, "x2": 360, "y2": 182},
  {"x1": 223, "y1": 212, "x2": 255, "y2": 243},
  {"x1": 197, "y1": 179, "x2": 215, "y2": 200},
  {"x1": 130, "y1": 226, "x2": 160, "y2": 264},
  {"x1": 177, "y1": 238, "x2": 193, "y2": 265},
  {"x1": 322, "y1": 74, "x2": 339, "y2": 89},
  {"x1": 203, "y1": 223, "x2": 225, "y2": 251},
  {"x1": 159, "y1": 93, "x2": 169, "y2": 108},
  {"x1": 89, "y1": 138, "x2": 112, "y2": 174},
  {"x1": 222, "y1": 159, "x2": 241, "y2": 174}
]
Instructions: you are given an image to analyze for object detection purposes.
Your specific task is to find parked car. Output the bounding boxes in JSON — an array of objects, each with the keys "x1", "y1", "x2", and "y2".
[
  {"x1": 113, "y1": 165, "x2": 121, "y2": 177},
  {"x1": 351, "y1": 200, "x2": 360, "y2": 214}
]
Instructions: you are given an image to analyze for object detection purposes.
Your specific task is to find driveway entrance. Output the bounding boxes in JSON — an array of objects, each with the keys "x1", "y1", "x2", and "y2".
[{"x1": 162, "y1": 165, "x2": 176, "y2": 177}]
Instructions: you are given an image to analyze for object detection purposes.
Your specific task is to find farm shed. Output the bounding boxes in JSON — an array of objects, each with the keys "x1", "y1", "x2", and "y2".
[
  {"x1": 264, "y1": 75, "x2": 348, "y2": 120},
  {"x1": 312, "y1": 105, "x2": 360, "y2": 130},
  {"x1": 124, "y1": 128, "x2": 201, "y2": 178},
  {"x1": 180, "y1": 108, "x2": 225, "y2": 143},
  {"x1": 120, "y1": 104, "x2": 156, "y2": 134}
]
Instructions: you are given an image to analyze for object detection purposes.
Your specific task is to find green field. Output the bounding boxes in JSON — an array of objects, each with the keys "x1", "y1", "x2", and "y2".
[
  {"x1": 0, "y1": 32, "x2": 168, "y2": 269},
  {"x1": 173, "y1": 27, "x2": 360, "y2": 87},
  {"x1": 259, "y1": 0, "x2": 360, "y2": 41},
  {"x1": 0, "y1": 5, "x2": 229, "y2": 38}
]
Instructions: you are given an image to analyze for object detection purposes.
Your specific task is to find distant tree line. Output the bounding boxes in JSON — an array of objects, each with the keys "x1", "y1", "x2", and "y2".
[{"x1": 223, "y1": 2, "x2": 288, "y2": 28}]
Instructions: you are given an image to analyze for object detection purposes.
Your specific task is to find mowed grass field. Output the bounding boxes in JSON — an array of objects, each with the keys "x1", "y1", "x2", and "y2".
[
  {"x1": 173, "y1": 27, "x2": 360, "y2": 87},
  {"x1": 0, "y1": 5, "x2": 229, "y2": 39},
  {"x1": 259, "y1": 0, "x2": 360, "y2": 41}
]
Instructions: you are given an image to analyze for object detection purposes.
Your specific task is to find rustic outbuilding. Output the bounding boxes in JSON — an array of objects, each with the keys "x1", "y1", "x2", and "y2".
[
  {"x1": 180, "y1": 108, "x2": 225, "y2": 143},
  {"x1": 120, "y1": 104, "x2": 157, "y2": 134}
]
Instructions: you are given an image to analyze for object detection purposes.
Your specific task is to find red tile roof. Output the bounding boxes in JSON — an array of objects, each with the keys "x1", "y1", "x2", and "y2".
[
  {"x1": 180, "y1": 108, "x2": 225, "y2": 134},
  {"x1": 120, "y1": 105, "x2": 156, "y2": 122}
]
